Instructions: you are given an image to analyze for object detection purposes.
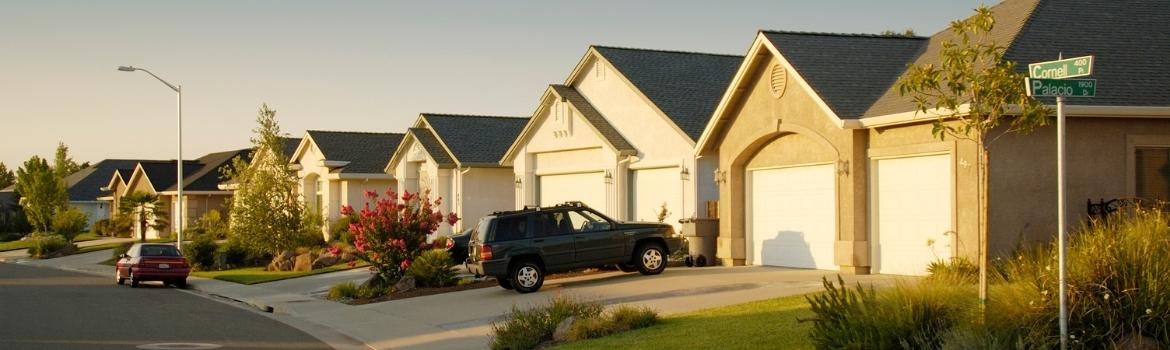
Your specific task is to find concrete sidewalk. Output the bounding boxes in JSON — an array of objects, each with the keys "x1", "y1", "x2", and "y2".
[{"x1": 3, "y1": 247, "x2": 905, "y2": 350}]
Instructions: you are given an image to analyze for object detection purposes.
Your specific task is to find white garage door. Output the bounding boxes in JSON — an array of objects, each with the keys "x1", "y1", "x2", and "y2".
[
  {"x1": 538, "y1": 172, "x2": 606, "y2": 211},
  {"x1": 748, "y1": 164, "x2": 836, "y2": 269},
  {"x1": 872, "y1": 154, "x2": 952, "y2": 276},
  {"x1": 629, "y1": 167, "x2": 681, "y2": 225}
]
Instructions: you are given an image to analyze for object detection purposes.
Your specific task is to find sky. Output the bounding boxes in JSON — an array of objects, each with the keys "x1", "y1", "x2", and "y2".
[{"x1": 0, "y1": 0, "x2": 989, "y2": 170}]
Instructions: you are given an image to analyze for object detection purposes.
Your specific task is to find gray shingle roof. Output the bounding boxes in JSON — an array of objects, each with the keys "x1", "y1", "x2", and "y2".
[
  {"x1": 407, "y1": 128, "x2": 456, "y2": 167},
  {"x1": 136, "y1": 160, "x2": 203, "y2": 192},
  {"x1": 178, "y1": 149, "x2": 251, "y2": 191},
  {"x1": 0, "y1": 190, "x2": 16, "y2": 210},
  {"x1": 592, "y1": 46, "x2": 742, "y2": 141},
  {"x1": 422, "y1": 114, "x2": 529, "y2": 167},
  {"x1": 281, "y1": 137, "x2": 302, "y2": 161},
  {"x1": 61, "y1": 159, "x2": 157, "y2": 201},
  {"x1": 306, "y1": 131, "x2": 404, "y2": 174},
  {"x1": 863, "y1": 0, "x2": 1170, "y2": 117},
  {"x1": 763, "y1": 32, "x2": 927, "y2": 118},
  {"x1": 549, "y1": 85, "x2": 635, "y2": 154}
]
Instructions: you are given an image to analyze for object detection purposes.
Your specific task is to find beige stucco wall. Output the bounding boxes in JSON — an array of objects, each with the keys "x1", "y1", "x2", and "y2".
[
  {"x1": 987, "y1": 117, "x2": 1170, "y2": 254},
  {"x1": 712, "y1": 56, "x2": 869, "y2": 272},
  {"x1": 456, "y1": 167, "x2": 515, "y2": 231},
  {"x1": 294, "y1": 139, "x2": 395, "y2": 241}
]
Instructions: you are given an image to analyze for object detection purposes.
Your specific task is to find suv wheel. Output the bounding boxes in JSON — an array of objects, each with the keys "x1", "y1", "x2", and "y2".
[
  {"x1": 636, "y1": 244, "x2": 667, "y2": 275},
  {"x1": 509, "y1": 261, "x2": 544, "y2": 293},
  {"x1": 496, "y1": 276, "x2": 514, "y2": 290}
]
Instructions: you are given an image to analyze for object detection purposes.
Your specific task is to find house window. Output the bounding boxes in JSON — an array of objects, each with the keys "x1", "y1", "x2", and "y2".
[{"x1": 1135, "y1": 147, "x2": 1170, "y2": 201}]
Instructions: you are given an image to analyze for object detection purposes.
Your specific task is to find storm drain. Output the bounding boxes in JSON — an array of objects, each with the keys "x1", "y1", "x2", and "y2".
[{"x1": 136, "y1": 343, "x2": 222, "y2": 349}]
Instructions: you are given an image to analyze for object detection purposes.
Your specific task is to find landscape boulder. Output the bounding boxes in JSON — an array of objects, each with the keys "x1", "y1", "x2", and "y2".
[
  {"x1": 267, "y1": 250, "x2": 296, "y2": 271},
  {"x1": 311, "y1": 254, "x2": 340, "y2": 269},
  {"x1": 292, "y1": 252, "x2": 315, "y2": 272}
]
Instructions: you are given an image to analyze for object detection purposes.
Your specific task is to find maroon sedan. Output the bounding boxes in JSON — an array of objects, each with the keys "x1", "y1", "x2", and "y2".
[{"x1": 115, "y1": 243, "x2": 190, "y2": 288}]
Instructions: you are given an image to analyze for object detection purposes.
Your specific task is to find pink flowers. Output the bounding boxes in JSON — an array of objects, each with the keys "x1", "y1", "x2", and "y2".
[{"x1": 334, "y1": 188, "x2": 459, "y2": 285}]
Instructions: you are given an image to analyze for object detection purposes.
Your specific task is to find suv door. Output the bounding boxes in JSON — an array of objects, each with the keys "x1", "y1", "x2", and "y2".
[
  {"x1": 566, "y1": 209, "x2": 623, "y2": 264},
  {"x1": 532, "y1": 211, "x2": 576, "y2": 271}
]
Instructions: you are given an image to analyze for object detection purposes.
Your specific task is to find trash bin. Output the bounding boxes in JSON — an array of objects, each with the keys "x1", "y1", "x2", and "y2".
[{"x1": 680, "y1": 218, "x2": 718, "y2": 266}]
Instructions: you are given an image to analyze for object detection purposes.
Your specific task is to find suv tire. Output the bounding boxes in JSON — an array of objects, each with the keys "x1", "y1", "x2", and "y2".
[
  {"x1": 496, "y1": 276, "x2": 514, "y2": 290},
  {"x1": 509, "y1": 260, "x2": 545, "y2": 293},
  {"x1": 636, "y1": 244, "x2": 667, "y2": 275},
  {"x1": 617, "y1": 263, "x2": 638, "y2": 273}
]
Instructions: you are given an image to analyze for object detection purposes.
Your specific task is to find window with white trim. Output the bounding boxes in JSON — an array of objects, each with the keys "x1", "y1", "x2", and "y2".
[{"x1": 1135, "y1": 146, "x2": 1170, "y2": 200}]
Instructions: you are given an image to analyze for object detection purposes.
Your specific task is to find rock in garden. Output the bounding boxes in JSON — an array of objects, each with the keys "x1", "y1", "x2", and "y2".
[
  {"x1": 293, "y1": 253, "x2": 314, "y2": 272},
  {"x1": 393, "y1": 275, "x2": 416, "y2": 293},
  {"x1": 339, "y1": 252, "x2": 357, "y2": 263},
  {"x1": 311, "y1": 254, "x2": 340, "y2": 269},
  {"x1": 552, "y1": 316, "x2": 576, "y2": 342},
  {"x1": 267, "y1": 250, "x2": 296, "y2": 271}
]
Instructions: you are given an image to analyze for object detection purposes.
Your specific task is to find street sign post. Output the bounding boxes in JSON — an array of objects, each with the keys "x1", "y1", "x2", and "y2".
[
  {"x1": 1026, "y1": 78, "x2": 1096, "y2": 97},
  {"x1": 1029, "y1": 55, "x2": 1093, "y2": 79},
  {"x1": 1028, "y1": 55, "x2": 1094, "y2": 350}
]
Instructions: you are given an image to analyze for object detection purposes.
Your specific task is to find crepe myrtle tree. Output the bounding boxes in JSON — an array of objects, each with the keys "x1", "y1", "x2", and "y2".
[
  {"x1": 330, "y1": 189, "x2": 458, "y2": 288},
  {"x1": 897, "y1": 6, "x2": 1051, "y2": 307}
]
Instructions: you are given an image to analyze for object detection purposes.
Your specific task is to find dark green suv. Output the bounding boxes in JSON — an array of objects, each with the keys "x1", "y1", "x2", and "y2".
[{"x1": 466, "y1": 202, "x2": 684, "y2": 293}]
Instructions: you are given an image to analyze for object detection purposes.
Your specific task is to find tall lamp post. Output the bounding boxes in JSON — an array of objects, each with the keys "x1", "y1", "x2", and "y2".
[{"x1": 118, "y1": 65, "x2": 184, "y2": 250}]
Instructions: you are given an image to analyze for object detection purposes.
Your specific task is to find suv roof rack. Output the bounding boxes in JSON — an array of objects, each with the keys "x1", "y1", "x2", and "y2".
[{"x1": 489, "y1": 201, "x2": 592, "y2": 216}]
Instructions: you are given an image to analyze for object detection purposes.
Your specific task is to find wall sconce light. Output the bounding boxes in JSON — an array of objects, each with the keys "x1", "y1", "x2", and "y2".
[
  {"x1": 713, "y1": 169, "x2": 726, "y2": 184},
  {"x1": 837, "y1": 159, "x2": 850, "y2": 176},
  {"x1": 514, "y1": 176, "x2": 523, "y2": 188},
  {"x1": 680, "y1": 166, "x2": 690, "y2": 181},
  {"x1": 604, "y1": 170, "x2": 613, "y2": 184}
]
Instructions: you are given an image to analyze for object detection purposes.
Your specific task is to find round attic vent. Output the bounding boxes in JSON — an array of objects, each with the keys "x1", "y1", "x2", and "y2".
[{"x1": 770, "y1": 64, "x2": 787, "y2": 98}]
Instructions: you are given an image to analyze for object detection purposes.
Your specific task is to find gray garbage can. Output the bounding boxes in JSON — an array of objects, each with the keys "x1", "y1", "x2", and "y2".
[{"x1": 680, "y1": 218, "x2": 718, "y2": 266}]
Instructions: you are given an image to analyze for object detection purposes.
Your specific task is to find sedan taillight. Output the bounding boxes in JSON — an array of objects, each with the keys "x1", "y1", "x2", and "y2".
[{"x1": 480, "y1": 245, "x2": 493, "y2": 261}]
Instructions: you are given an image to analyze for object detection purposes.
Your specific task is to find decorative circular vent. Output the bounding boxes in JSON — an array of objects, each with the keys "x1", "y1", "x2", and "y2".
[{"x1": 770, "y1": 64, "x2": 787, "y2": 98}]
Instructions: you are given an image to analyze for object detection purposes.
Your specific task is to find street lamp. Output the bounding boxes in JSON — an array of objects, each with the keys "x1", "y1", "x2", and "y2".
[{"x1": 118, "y1": 65, "x2": 184, "y2": 250}]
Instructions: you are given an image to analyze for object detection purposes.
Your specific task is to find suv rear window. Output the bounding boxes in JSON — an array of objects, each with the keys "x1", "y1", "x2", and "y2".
[{"x1": 491, "y1": 216, "x2": 528, "y2": 242}]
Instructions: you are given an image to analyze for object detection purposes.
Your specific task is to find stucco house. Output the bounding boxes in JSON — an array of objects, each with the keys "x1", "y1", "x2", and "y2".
[
  {"x1": 695, "y1": 0, "x2": 1170, "y2": 275},
  {"x1": 386, "y1": 113, "x2": 528, "y2": 235},
  {"x1": 113, "y1": 149, "x2": 248, "y2": 239},
  {"x1": 290, "y1": 131, "x2": 402, "y2": 240},
  {"x1": 502, "y1": 46, "x2": 741, "y2": 229}
]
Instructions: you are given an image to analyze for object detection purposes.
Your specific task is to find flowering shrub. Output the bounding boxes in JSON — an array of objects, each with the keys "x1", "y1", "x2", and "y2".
[{"x1": 331, "y1": 189, "x2": 458, "y2": 288}]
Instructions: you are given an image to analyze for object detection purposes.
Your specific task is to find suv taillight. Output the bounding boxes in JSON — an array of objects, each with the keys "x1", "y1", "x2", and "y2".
[{"x1": 480, "y1": 245, "x2": 493, "y2": 261}]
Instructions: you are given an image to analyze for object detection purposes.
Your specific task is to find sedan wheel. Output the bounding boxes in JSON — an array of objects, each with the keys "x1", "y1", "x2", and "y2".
[
  {"x1": 115, "y1": 270, "x2": 125, "y2": 285},
  {"x1": 510, "y1": 261, "x2": 544, "y2": 293},
  {"x1": 637, "y1": 244, "x2": 667, "y2": 275},
  {"x1": 129, "y1": 270, "x2": 140, "y2": 288}
]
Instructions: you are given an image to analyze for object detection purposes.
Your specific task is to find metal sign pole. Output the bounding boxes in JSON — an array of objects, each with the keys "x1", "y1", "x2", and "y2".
[{"x1": 1057, "y1": 93, "x2": 1069, "y2": 350}]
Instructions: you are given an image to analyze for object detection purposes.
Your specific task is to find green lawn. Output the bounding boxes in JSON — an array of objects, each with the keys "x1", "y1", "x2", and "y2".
[
  {"x1": 554, "y1": 293, "x2": 816, "y2": 350},
  {"x1": 0, "y1": 233, "x2": 103, "y2": 252},
  {"x1": 192, "y1": 262, "x2": 367, "y2": 285}
]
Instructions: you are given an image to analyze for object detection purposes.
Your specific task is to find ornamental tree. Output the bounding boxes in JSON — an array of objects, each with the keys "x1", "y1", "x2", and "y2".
[
  {"x1": 897, "y1": 6, "x2": 1051, "y2": 306},
  {"x1": 332, "y1": 189, "x2": 458, "y2": 288}
]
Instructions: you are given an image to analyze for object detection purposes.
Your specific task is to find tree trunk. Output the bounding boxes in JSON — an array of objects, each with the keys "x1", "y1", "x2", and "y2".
[{"x1": 978, "y1": 138, "x2": 990, "y2": 317}]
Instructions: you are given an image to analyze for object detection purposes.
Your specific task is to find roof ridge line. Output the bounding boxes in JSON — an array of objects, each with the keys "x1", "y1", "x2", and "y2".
[
  {"x1": 761, "y1": 29, "x2": 927, "y2": 40},
  {"x1": 421, "y1": 113, "x2": 528, "y2": 119},
  {"x1": 307, "y1": 129, "x2": 404, "y2": 136},
  {"x1": 591, "y1": 45, "x2": 743, "y2": 58}
]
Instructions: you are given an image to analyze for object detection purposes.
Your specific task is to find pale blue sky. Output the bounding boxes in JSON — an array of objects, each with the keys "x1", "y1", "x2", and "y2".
[{"x1": 0, "y1": 0, "x2": 987, "y2": 169}]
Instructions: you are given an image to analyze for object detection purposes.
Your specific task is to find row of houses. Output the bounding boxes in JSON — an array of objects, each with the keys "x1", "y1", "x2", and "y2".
[{"x1": 11, "y1": 0, "x2": 1170, "y2": 276}]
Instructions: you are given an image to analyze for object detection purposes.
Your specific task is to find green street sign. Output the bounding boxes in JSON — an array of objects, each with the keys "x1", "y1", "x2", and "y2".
[
  {"x1": 1029, "y1": 56, "x2": 1093, "y2": 79},
  {"x1": 1026, "y1": 78, "x2": 1096, "y2": 97}
]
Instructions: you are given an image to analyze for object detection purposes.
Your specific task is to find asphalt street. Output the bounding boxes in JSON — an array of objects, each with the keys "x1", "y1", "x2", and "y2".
[{"x1": 0, "y1": 262, "x2": 332, "y2": 350}]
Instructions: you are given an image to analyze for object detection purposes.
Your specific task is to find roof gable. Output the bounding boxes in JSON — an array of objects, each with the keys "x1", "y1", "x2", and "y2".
[
  {"x1": 763, "y1": 32, "x2": 927, "y2": 119},
  {"x1": 179, "y1": 149, "x2": 250, "y2": 191},
  {"x1": 421, "y1": 114, "x2": 528, "y2": 166},
  {"x1": 303, "y1": 130, "x2": 404, "y2": 174},
  {"x1": 62, "y1": 159, "x2": 156, "y2": 202},
  {"x1": 408, "y1": 127, "x2": 456, "y2": 167},
  {"x1": 589, "y1": 46, "x2": 742, "y2": 140}
]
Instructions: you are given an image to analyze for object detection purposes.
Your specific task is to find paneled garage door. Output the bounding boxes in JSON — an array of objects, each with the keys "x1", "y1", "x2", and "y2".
[
  {"x1": 629, "y1": 167, "x2": 681, "y2": 225},
  {"x1": 872, "y1": 154, "x2": 952, "y2": 276},
  {"x1": 538, "y1": 172, "x2": 606, "y2": 212},
  {"x1": 748, "y1": 164, "x2": 836, "y2": 269}
]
